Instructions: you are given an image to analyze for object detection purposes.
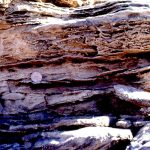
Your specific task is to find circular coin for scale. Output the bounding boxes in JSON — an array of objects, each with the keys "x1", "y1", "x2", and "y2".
[{"x1": 31, "y1": 72, "x2": 42, "y2": 83}]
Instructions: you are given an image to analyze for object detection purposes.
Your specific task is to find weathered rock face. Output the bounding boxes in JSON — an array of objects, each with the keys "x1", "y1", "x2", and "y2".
[
  {"x1": 126, "y1": 123, "x2": 150, "y2": 150},
  {"x1": 0, "y1": 0, "x2": 150, "y2": 149},
  {"x1": 34, "y1": 127, "x2": 133, "y2": 149}
]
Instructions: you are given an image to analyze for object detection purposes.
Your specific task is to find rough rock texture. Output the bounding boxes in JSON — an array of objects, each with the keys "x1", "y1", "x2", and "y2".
[
  {"x1": 33, "y1": 127, "x2": 133, "y2": 149},
  {"x1": 126, "y1": 123, "x2": 150, "y2": 150},
  {"x1": 0, "y1": 0, "x2": 150, "y2": 149}
]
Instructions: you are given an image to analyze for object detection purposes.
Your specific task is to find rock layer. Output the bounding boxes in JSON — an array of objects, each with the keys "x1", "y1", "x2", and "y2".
[
  {"x1": 34, "y1": 127, "x2": 133, "y2": 149},
  {"x1": 0, "y1": 0, "x2": 150, "y2": 149}
]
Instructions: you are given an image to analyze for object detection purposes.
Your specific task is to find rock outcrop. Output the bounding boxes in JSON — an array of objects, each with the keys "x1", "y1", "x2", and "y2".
[{"x1": 0, "y1": 0, "x2": 150, "y2": 149}]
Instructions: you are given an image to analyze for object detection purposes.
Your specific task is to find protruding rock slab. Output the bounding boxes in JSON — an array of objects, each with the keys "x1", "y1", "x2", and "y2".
[
  {"x1": 34, "y1": 127, "x2": 133, "y2": 149},
  {"x1": 2, "y1": 93, "x2": 25, "y2": 100},
  {"x1": 9, "y1": 116, "x2": 116, "y2": 132},
  {"x1": 3, "y1": 93, "x2": 46, "y2": 114},
  {"x1": 114, "y1": 85, "x2": 150, "y2": 107}
]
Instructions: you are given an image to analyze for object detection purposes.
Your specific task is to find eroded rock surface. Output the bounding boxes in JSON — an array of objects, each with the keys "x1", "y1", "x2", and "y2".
[
  {"x1": 34, "y1": 127, "x2": 133, "y2": 149},
  {"x1": 126, "y1": 123, "x2": 150, "y2": 150},
  {"x1": 0, "y1": 0, "x2": 150, "y2": 149}
]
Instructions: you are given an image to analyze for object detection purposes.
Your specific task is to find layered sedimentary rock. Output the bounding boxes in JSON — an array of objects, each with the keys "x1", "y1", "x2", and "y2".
[{"x1": 0, "y1": 0, "x2": 150, "y2": 149}]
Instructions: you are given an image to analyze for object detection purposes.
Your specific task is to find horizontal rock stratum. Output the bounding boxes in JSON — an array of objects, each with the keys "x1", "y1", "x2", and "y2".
[{"x1": 0, "y1": 0, "x2": 150, "y2": 149}]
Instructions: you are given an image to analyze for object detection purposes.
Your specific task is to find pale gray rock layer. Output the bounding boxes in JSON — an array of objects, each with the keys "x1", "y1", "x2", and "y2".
[
  {"x1": 114, "y1": 85, "x2": 150, "y2": 107},
  {"x1": 34, "y1": 127, "x2": 133, "y2": 149}
]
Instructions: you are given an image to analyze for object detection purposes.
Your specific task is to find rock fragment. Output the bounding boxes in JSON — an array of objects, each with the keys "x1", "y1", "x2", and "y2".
[
  {"x1": 0, "y1": 81, "x2": 9, "y2": 94},
  {"x1": 2, "y1": 93, "x2": 25, "y2": 100},
  {"x1": 22, "y1": 94, "x2": 46, "y2": 111},
  {"x1": 133, "y1": 121, "x2": 150, "y2": 127},
  {"x1": 116, "y1": 120, "x2": 132, "y2": 128}
]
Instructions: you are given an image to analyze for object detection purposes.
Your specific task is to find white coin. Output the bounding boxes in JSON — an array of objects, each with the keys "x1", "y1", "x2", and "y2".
[{"x1": 31, "y1": 72, "x2": 42, "y2": 83}]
